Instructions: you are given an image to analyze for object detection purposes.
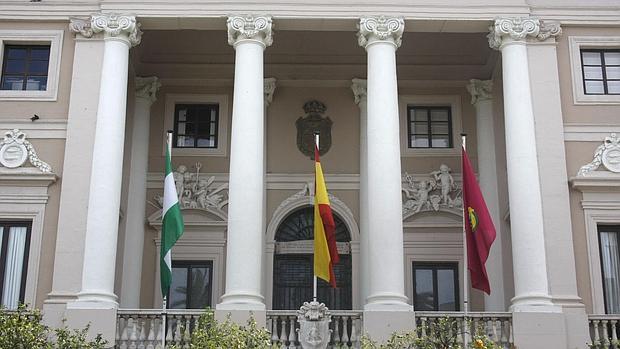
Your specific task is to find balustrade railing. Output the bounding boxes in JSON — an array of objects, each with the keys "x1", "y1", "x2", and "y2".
[
  {"x1": 267, "y1": 310, "x2": 363, "y2": 348},
  {"x1": 116, "y1": 309, "x2": 200, "y2": 349},
  {"x1": 415, "y1": 311, "x2": 513, "y2": 348},
  {"x1": 589, "y1": 314, "x2": 620, "y2": 349}
]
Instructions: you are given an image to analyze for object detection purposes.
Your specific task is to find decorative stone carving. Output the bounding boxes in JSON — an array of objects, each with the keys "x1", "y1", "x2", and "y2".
[
  {"x1": 351, "y1": 78, "x2": 367, "y2": 105},
  {"x1": 227, "y1": 15, "x2": 273, "y2": 47},
  {"x1": 296, "y1": 301, "x2": 331, "y2": 349},
  {"x1": 466, "y1": 79, "x2": 493, "y2": 105},
  {"x1": 357, "y1": 16, "x2": 405, "y2": 48},
  {"x1": 0, "y1": 129, "x2": 52, "y2": 173},
  {"x1": 402, "y1": 164, "x2": 462, "y2": 217},
  {"x1": 578, "y1": 133, "x2": 620, "y2": 176},
  {"x1": 296, "y1": 100, "x2": 332, "y2": 159},
  {"x1": 264, "y1": 77, "x2": 276, "y2": 106},
  {"x1": 135, "y1": 76, "x2": 161, "y2": 104},
  {"x1": 69, "y1": 17, "x2": 94, "y2": 38},
  {"x1": 488, "y1": 17, "x2": 561, "y2": 50},
  {"x1": 91, "y1": 14, "x2": 142, "y2": 46},
  {"x1": 151, "y1": 162, "x2": 228, "y2": 216}
]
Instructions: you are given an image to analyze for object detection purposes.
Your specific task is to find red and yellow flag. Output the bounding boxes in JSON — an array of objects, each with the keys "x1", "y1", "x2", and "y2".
[
  {"x1": 462, "y1": 146, "x2": 497, "y2": 294},
  {"x1": 314, "y1": 146, "x2": 339, "y2": 288}
]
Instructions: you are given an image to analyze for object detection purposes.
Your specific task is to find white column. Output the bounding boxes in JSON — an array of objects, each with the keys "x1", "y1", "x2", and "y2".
[
  {"x1": 351, "y1": 78, "x2": 369, "y2": 306},
  {"x1": 76, "y1": 14, "x2": 142, "y2": 306},
  {"x1": 358, "y1": 17, "x2": 410, "y2": 311},
  {"x1": 466, "y1": 79, "x2": 506, "y2": 311},
  {"x1": 217, "y1": 15, "x2": 272, "y2": 311},
  {"x1": 488, "y1": 18, "x2": 559, "y2": 311},
  {"x1": 119, "y1": 77, "x2": 161, "y2": 308},
  {"x1": 262, "y1": 77, "x2": 275, "y2": 304}
]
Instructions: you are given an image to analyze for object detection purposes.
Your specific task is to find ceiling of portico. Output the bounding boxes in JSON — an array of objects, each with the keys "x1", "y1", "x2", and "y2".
[{"x1": 133, "y1": 28, "x2": 497, "y2": 81}]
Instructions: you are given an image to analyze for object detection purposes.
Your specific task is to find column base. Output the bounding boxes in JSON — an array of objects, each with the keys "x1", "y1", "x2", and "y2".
[
  {"x1": 75, "y1": 290, "x2": 119, "y2": 307},
  {"x1": 64, "y1": 302, "x2": 118, "y2": 346},
  {"x1": 216, "y1": 291, "x2": 266, "y2": 311},
  {"x1": 510, "y1": 293, "x2": 561, "y2": 312},
  {"x1": 364, "y1": 292, "x2": 411, "y2": 311},
  {"x1": 363, "y1": 309, "x2": 415, "y2": 343},
  {"x1": 553, "y1": 296, "x2": 590, "y2": 349}
]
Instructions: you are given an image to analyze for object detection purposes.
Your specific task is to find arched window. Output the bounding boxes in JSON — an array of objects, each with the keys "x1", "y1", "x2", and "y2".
[{"x1": 273, "y1": 206, "x2": 352, "y2": 310}]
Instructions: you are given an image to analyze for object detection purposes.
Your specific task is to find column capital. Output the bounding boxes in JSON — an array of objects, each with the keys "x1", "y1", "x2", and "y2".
[
  {"x1": 351, "y1": 78, "x2": 367, "y2": 105},
  {"x1": 227, "y1": 15, "x2": 273, "y2": 48},
  {"x1": 488, "y1": 17, "x2": 561, "y2": 50},
  {"x1": 69, "y1": 17, "x2": 95, "y2": 39},
  {"x1": 91, "y1": 14, "x2": 142, "y2": 47},
  {"x1": 135, "y1": 76, "x2": 161, "y2": 104},
  {"x1": 264, "y1": 77, "x2": 277, "y2": 107},
  {"x1": 357, "y1": 16, "x2": 404, "y2": 49},
  {"x1": 466, "y1": 79, "x2": 493, "y2": 105}
]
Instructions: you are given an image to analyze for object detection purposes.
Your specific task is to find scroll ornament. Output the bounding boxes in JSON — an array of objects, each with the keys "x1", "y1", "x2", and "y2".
[{"x1": 577, "y1": 133, "x2": 620, "y2": 176}]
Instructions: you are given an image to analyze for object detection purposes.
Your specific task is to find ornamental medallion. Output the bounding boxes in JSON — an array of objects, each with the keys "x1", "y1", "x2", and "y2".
[{"x1": 296, "y1": 100, "x2": 332, "y2": 159}]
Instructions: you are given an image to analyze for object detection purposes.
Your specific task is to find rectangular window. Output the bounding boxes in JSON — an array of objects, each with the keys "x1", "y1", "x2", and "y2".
[
  {"x1": 1, "y1": 45, "x2": 50, "y2": 91},
  {"x1": 413, "y1": 262, "x2": 459, "y2": 311},
  {"x1": 168, "y1": 261, "x2": 213, "y2": 309},
  {"x1": 173, "y1": 104, "x2": 219, "y2": 148},
  {"x1": 0, "y1": 222, "x2": 31, "y2": 310},
  {"x1": 599, "y1": 225, "x2": 620, "y2": 314},
  {"x1": 581, "y1": 49, "x2": 620, "y2": 95},
  {"x1": 407, "y1": 106, "x2": 452, "y2": 148}
]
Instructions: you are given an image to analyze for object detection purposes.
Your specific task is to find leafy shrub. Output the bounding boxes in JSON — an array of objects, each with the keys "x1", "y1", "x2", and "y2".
[
  {"x1": 0, "y1": 305, "x2": 107, "y2": 349},
  {"x1": 171, "y1": 309, "x2": 271, "y2": 349},
  {"x1": 361, "y1": 317, "x2": 500, "y2": 349}
]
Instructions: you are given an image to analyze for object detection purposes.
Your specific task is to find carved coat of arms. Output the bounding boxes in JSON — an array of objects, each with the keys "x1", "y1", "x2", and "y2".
[{"x1": 296, "y1": 100, "x2": 332, "y2": 159}]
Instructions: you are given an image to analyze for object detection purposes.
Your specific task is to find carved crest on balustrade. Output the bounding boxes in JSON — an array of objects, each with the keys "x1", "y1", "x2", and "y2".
[
  {"x1": 0, "y1": 129, "x2": 52, "y2": 173},
  {"x1": 149, "y1": 162, "x2": 228, "y2": 219},
  {"x1": 297, "y1": 301, "x2": 331, "y2": 349},
  {"x1": 402, "y1": 164, "x2": 463, "y2": 220},
  {"x1": 577, "y1": 133, "x2": 620, "y2": 176},
  {"x1": 296, "y1": 100, "x2": 332, "y2": 159}
]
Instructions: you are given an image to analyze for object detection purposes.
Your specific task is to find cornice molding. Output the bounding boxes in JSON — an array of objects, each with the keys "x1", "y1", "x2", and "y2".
[
  {"x1": 488, "y1": 17, "x2": 561, "y2": 50},
  {"x1": 357, "y1": 16, "x2": 404, "y2": 49},
  {"x1": 466, "y1": 79, "x2": 493, "y2": 105},
  {"x1": 226, "y1": 15, "x2": 273, "y2": 48}
]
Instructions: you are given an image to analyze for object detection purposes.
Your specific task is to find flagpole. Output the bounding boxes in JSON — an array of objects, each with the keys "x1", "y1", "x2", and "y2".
[
  {"x1": 162, "y1": 130, "x2": 174, "y2": 349},
  {"x1": 313, "y1": 133, "x2": 319, "y2": 303},
  {"x1": 461, "y1": 133, "x2": 469, "y2": 345}
]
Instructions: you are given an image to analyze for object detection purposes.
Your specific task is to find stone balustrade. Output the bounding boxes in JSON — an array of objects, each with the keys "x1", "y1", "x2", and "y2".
[{"x1": 589, "y1": 314, "x2": 620, "y2": 349}]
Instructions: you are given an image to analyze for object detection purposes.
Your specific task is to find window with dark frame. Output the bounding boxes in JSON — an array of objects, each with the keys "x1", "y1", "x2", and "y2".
[
  {"x1": 173, "y1": 104, "x2": 219, "y2": 148},
  {"x1": 581, "y1": 49, "x2": 620, "y2": 95},
  {"x1": 407, "y1": 106, "x2": 453, "y2": 148},
  {"x1": 168, "y1": 260, "x2": 213, "y2": 309},
  {"x1": 598, "y1": 225, "x2": 620, "y2": 314},
  {"x1": 1, "y1": 45, "x2": 50, "y2": 91},
  {"x1": 0, "y1": 221, "x2": 32, "y2": 309},
  {"x1": 412, "y1": 262, "x2": 459, "y2": 311}
]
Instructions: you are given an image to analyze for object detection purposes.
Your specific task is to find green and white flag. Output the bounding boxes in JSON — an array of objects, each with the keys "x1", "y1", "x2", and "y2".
[{"x1": 160, "y1": 144, "x2": 184, "y2": 298}]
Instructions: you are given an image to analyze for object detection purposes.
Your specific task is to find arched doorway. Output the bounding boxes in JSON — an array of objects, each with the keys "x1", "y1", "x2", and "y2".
[{"x1": 272, "y1": 206, "x2": 352, "y2": 310}]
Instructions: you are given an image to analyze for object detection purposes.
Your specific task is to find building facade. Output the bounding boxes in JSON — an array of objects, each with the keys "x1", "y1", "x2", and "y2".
[{"x1": 0, "y1": 0, "x2": 619, "y2": 347}]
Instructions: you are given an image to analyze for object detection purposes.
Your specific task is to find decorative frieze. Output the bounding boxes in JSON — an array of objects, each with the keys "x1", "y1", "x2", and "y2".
[
  {"x1": 577, "y1": 133, "x2": 620, "y2": 176},
  {"x1": 135, "y1": 76, "x2": 161, "y2": 104},
  {"x1": 402, "y1": 164, "x2": 463, "y2": 218},
  {"x1": 0, "y1": 129, "x2": 52, "y2": 173},
  {"x1": 91, "y1": 14, "x2": 142, "y2": 46},
  {"x1": 488, "y1": 17, "x2": 561, "y2": 50},
  {"x1": 466, "y1": 79, "x2": 493, "y2": 105},
  {"x1": 151, "y1": 162, "x2": 229, "y2": 217},
  {"x1": 227, "y1": 15, "x2": 273, "y2": 47},
  {"x1": 357, "y1": 16, "x2": 404, "y2": 48},
  {"x1": 351, "y1": 78, "x2": 367, "y2": 105}
]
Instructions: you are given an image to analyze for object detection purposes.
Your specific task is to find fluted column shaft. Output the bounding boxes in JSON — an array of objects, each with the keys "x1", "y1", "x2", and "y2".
[
  {"x1": 489, "y1": 18, "x2": 560, "y2": 311},
  {"x1": 218, "y1": 16, "x2": 272, "y2": 310},
  {"x1": 120, "y1": 77, "x2": 160, "y2": 308},
  {"x1": 78, "y1": 14, "x2": 142, "y2": 305},
  {"x1": 358, "y1": 17, "x2": 410, "y2": 310}
]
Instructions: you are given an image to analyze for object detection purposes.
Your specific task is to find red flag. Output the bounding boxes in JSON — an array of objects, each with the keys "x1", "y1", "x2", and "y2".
[{"x1": 462, "y1": 147, "x2": 496, "y2": 294}]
